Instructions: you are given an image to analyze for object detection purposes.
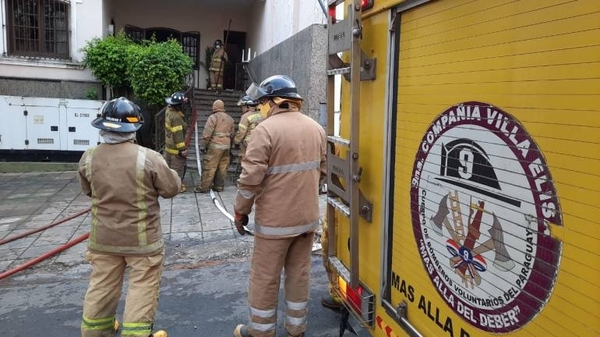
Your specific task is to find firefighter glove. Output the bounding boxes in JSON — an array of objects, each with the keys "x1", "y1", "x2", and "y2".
[
  {"x1": 179, "y1": 149, "x2": 188, "y2": 158},
  {"x1": 234, "y1": 212, "x2": 249, "y2": 236}
]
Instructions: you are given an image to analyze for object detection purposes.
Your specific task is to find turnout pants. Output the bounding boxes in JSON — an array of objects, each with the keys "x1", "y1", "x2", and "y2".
[
  {"x1": 247, "y1": 232, "x2": 315, "y2": 337},
  {"x1": 199, "y1": 146, "x2": 230, "y2": 190},
  {"x1": 209, "y1": 71, "x2": 224, "y2": 90},
  {"x1": 165, "y1": 152, "x2": 186, "y2": 179},
  {"x1": 81, "y1": 250, "x2": 164, "y2": 337}
]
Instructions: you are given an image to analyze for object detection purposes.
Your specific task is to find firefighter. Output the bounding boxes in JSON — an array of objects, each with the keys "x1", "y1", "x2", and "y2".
[
  {"x1": 233, "y1": 95, "x2": 263, "y2": 160},
  {"x1": 233, "y1": 75, "x2": 327, "y2": 337},
  {"x1": 194, "y1": 99, "x2": 234, "y2": 193},
  {"x1": 164, "y1": 91, "x2": 188, "y2": 193},
  {"x1": 209, "y1": 39, "x2": 228, "y2": 91},
  {"x1": 78, "y1": 97, "x2": 180, "y2": 337}
]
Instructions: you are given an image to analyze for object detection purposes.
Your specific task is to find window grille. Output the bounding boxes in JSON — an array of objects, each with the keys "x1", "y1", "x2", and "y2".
[{"x1": 6, "y1": 0, "x2": 70, "y2": 59}]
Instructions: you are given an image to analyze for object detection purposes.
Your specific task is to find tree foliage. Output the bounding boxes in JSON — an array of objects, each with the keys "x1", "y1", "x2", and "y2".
[
  {"x1": 81, "y1": 32, "x2": 133, "y2": 89},
  {"x1": 127, "y1": 38, "x2": 193, "y2": 106},
  {"x1": 81, "y1": 33, "x2": 193, "y2": 107}
]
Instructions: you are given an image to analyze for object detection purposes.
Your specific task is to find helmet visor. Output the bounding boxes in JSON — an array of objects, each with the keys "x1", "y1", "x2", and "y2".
[{"x1": 245, "y1": 83, "x2": 265, "y2": 101}]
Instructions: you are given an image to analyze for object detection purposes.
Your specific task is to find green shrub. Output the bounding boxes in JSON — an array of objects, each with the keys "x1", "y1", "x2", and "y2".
[
  {"x1": 81, "y1": 33, "x2": 193, "y2": 107},
  {"x1": 86, "y1": 88, "x2": 98, "y2": 100},
  {"x1": 81, "y1": 32, "x2": 133, "y2": 89},
  {"x1": 127, "y1": 38, "x2": 193, "y2": 106}
]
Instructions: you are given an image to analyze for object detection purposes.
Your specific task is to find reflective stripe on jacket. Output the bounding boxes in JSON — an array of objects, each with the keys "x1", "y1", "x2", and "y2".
[
  {"x1": 200, "y1": 111, "x2": 234, "y2": 150},
  {"x1": 209, "y1": 48, "x2": 227, "y2": 72},
  {"x1": 234, "y1": 109, "x2": 264, "y2": 148},
  {"x1": 165, "y1": 106, "x2": 187, "y2": 155},
  {"x1": 78, "y1": 141, "x2": 181, "y2": 255},
  {"x1": 234, "y1": 103, "x2": 327, "y2": 239}
]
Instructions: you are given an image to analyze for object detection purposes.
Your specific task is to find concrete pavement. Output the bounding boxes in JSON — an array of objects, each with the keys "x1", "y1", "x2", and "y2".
[
  {"x1": 0, "y1": 166, "x2": 360, "y2": 337},
  {"x1": 0, "y1": 166, "x2": 254, "y2": 274}
]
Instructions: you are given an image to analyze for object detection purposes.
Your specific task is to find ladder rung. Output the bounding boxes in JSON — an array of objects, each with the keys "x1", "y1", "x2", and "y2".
[
  {"x1": 328, "y1": 197, "x2": 350, "y2": 218},
  {"x1": 327, "y1": 136, "x2": 350, "y2": 147},
  {"x1": 327, "y1": 67, "x2": 351, "y2": 76},
  {"x1": 329, "y1": 257, "x2": 351, "y2": 284}
]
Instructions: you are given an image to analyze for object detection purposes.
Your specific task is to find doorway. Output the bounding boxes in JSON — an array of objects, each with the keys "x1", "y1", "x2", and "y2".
[{"x1": 223, "y1": 30, "x2": 246, "y2": 91}]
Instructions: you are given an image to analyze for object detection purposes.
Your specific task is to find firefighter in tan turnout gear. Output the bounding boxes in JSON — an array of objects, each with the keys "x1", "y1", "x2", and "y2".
[
  {"x1": 233, "y1": 95, "x2": 263, "y2": 160},
  {"x1": 194, "y1": 99, "x2": 235, "y2": 193},
  {"x1": 209, "y1": 39, "x2": 228, "y2": 91},
  {"x1": 78, "y1": 97, "x2": 180, "y2": 337},
  {"x1": 164, "y1": 91, "x2": 188, "y2": 193},
  {"x1": 233, "y1": 75, "x2": 327, "y2": 337}
]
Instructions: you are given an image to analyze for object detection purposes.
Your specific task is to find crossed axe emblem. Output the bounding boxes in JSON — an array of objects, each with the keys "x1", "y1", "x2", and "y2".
[{"x1": 430, "y1": 192, "x2": 516, "y2": 288}]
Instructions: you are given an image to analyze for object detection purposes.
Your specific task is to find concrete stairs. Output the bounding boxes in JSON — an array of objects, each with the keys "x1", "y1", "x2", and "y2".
[{"x1": 186, "y1": 89, "x2": 245, "y2": 181}]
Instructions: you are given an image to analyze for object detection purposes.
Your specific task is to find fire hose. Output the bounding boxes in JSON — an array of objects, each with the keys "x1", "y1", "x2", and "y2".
[
  {"x1": 0, "y1": 208, "x2": 90, "y2": 245},
  {"x1": 0, "y1": 209, "x2": 90, "y2": 280},
  {"x1": 209, "y1": 190, "x2": 253, "y2": 236},
  {"x1": 0, "y1": 232, "x2": 89, "y2": 280}
]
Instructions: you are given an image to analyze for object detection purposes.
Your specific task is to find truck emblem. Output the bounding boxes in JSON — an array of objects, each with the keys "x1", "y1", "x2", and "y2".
[{"x1": 410, "y1": 102, "x2": 562, "y2": 332}]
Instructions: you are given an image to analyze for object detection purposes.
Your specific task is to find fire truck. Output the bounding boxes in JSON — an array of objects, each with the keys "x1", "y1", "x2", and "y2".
[{"x1": 324, "y1": 1, "x2": 599, "y2": 336}]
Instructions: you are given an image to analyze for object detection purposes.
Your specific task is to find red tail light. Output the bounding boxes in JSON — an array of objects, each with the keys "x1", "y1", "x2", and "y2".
[
  {"x1": 338, "y1": 276, "x2": 375, "y2": 325},
  {"x1": 361, "y1": 0, "x2": 374, "y2": 10},
  {"x1": 328, "y1": 5, "x2": 337, "y2": 24}
]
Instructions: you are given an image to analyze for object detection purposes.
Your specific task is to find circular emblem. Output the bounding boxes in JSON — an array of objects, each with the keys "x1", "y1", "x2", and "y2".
[{"x1": 410, "y1": 102, "x2": 562, "y2": 332}]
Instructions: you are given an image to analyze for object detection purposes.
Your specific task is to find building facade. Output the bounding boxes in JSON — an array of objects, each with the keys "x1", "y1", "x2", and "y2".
[{"x1": 0, "y1": 0, "x2": 327, "y2": 99}]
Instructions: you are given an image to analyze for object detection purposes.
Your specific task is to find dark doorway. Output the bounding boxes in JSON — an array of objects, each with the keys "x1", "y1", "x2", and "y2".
[{"x1": 223, "y1": 30, "x2": 246, "y2": 91}]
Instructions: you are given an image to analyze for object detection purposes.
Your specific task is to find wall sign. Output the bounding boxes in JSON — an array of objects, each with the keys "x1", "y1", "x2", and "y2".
[{"x1": 410, "y1": 102, "x2": 562, "y2": 332}]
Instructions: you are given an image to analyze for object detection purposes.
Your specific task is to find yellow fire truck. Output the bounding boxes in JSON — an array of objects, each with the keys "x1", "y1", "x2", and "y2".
[{"x1": 324, "y1": 0, "x2": 600, "y2": 336}]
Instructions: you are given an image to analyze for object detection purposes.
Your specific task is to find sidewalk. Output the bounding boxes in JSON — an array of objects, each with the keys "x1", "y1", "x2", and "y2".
[{"x1": 0, "y1": 166, "x2": 327, "y2": 279}]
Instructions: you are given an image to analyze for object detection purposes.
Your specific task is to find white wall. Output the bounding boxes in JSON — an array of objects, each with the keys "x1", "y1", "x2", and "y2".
[
  {"x1": 248, "y1": 0, "x2": 326, "y2": 55},
  {"x1": 0, "y1": 0, "x2": 325, "y2": 86},
  {"x1": 0, "y1": 0, "x2": 104, "y2": 82}
]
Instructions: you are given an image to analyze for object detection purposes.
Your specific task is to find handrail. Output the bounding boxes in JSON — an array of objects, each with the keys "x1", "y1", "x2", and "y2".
[{"x1": 183, "y1": 85, "x2": 197, "y2": 148}]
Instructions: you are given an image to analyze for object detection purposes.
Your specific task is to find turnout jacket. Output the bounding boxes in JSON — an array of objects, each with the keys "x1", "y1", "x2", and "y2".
[
  {"x1": 234, "y1": 103, "x2": 327, "y2": 239},
  {"x1": 234, "y1": 108, "x2": 264, "y2": 149},
  {"x1": 165, "y1": 106, "x2": 188, "y2": 155},
  {"x1": 78, "y1": 141, "x2": 180, "y2": 256},
  {"x1": 200, "y1": 111, "x2": 234, "y2": 150},
  {"x1": 209, "y1": 47, "x2": 228, "y2": 73}
]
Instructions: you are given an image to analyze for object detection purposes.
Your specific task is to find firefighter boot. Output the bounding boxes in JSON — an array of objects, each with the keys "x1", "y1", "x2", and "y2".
[
  {"x1": 233, "y1": 324, "x2": 252, "y2": 337},
  {"x1": 321, "y1": 296, "x2": 343, "y2": 310},
  {"x1": 151, "y1": 330, "x2": 168, "y2": 337}
]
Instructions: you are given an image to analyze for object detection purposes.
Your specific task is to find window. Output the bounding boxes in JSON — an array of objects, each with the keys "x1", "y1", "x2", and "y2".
[{"x1": 6, "y1": 0, "x2": 70, "y2": 59}]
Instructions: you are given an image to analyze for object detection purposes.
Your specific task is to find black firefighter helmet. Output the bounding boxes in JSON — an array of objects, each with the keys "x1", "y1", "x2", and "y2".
[
  {"x1": 92, "y1": 97, "x2": 144, "y2": 133},
  {"x1": 165, "y1": 91, "x2": 185, "y2": 105},
  {"x1": 237, "y1": 95, "x2": 258, "y2": 107},
  {"x1": 246, "y1": 75, "x2": 303, "y2": 101}
]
